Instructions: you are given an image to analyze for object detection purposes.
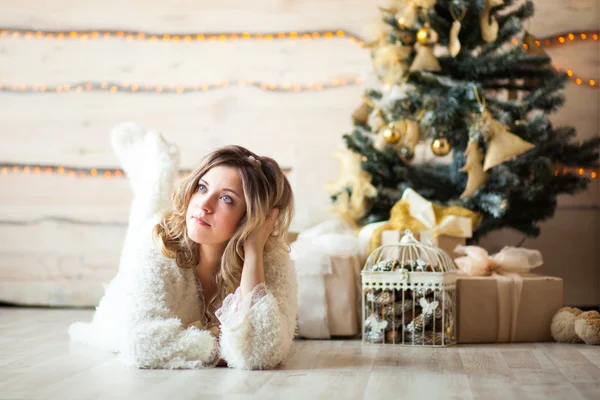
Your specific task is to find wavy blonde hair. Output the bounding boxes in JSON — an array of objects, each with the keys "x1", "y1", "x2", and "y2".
[{"x1": 153, "y1": 145, "x2": 294, "y2": 326}]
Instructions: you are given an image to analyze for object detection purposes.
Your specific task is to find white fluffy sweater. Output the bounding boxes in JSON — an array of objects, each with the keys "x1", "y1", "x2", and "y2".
[{"x1": 68, "y1": 124, "x2": 297, "y2": 370}]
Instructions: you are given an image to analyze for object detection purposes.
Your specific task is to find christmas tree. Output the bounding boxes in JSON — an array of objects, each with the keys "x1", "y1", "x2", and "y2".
[{"x1": 328, "y1": 0, "x2": 600, "y2": 241}]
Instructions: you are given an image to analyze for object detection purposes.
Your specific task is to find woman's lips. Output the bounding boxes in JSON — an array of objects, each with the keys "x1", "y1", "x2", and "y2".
[{"x1": 192, "y1": 215, "x2": 211, "y2": 227}]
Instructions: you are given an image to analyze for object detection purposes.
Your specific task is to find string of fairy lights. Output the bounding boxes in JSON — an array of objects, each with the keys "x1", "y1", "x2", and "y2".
[
  {"x1": 0, "y1": 163, "x2": 596, "y2": 180},
  {"x1": 1, "y1": 27, "x2": 596, "y2": 47},
  {"x1": 0, "y1": 79, "x2": 362, "y2": 94},
  {"x1": 0, "y1": 163, "x2": 292, "y2": 178},
  {"x1": 0, "y1": 28, "x2": 597, "y2": 91},
  {"x1": 510, "y1": 33, "x2": 599, "y2": 88}
]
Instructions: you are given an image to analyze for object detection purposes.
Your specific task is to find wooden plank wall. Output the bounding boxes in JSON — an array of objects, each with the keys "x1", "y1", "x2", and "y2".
[{"x1": 0, "y1": 0, "x2": 598, "y2": 307}]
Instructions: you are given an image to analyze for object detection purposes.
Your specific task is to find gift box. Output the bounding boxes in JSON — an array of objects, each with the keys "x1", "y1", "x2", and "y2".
[
  {"x1": 295, "y1": 253, "x2": 362, "y2": 339},
  {"x1": 381, "y1": 229, "x2": 466, "y2": 260},
  {"x1": 454, "y1": 244, "x2": 562, "y2": 343},
  {"x1": 290, "y1": 220, "x2": 362, "y2": 339},
  {"x1": 457, "y1": 275, "x2": 563, "y2": 343},
  {"x1": 323, "y1": 255, "x2": 362, "y2": 337}
]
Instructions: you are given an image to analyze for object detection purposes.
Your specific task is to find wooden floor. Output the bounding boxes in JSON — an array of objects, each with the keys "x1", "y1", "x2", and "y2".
[{"x1": 1, "y1": 308, "x2": 600, "y2": 400}]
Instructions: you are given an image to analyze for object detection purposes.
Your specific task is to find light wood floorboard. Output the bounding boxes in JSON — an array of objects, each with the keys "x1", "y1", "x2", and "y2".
[{"x1": 1, "y1": 308, "x2": 599, "y2": 400}]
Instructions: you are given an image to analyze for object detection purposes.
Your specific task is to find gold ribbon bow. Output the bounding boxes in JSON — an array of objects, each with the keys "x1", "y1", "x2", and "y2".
[
  {"x1": 369, "y1": 189, "x2": 481, "y2": 254},
  {"x1": 454, "y1": 245, "x2": 543, "y2": 342},
  {"x1": 401, "y1": 188, "x2": 474, "y2": 238}
]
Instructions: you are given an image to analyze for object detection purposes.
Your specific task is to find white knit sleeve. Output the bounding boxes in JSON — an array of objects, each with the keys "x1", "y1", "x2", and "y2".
[
  {"x1": 119, "y1": 245, "x2": 220, "y2": 369},
  {"x1": 216, "y1": 250, "x2": 297, "y2": 370}
]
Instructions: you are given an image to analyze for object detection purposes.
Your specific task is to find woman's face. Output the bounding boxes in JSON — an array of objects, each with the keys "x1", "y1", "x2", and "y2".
[{"x1": 186, "y1": 165, "x2": 247, "y2": 245}]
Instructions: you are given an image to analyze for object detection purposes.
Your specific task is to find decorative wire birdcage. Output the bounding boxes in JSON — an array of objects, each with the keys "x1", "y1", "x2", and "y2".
[{"x1": 361, "y1": 230, "x2": 457, "y2": 346}]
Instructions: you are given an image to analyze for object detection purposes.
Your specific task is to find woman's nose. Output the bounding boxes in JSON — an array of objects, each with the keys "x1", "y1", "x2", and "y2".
[{"x1": 199, "y1": 197, "x2": 214, "y2": 213}]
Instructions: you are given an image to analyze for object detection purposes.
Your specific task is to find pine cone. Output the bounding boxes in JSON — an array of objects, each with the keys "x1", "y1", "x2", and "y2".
[{"x1": 406, "y1": 311, "x2": 433, "y2": 334}]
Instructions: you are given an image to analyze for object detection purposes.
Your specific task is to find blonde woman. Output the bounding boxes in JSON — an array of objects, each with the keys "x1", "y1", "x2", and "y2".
[{"x1": 69, "y1": 123, "x2": 297, "y2": 370}]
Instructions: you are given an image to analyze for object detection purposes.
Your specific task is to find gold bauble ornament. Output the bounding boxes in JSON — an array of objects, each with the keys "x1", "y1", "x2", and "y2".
[
  {"x1": 416, "y1": 23, "x2": 438, "y2": 45},
  {"x1": 383, "y1": 125, "x2": 402, "y2": 144},
  {"x1": 431, "y1": 136, "x2": 452, "y2": 156}
]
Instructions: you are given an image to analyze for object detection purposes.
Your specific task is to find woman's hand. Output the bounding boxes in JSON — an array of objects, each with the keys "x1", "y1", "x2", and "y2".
[
  {"x1": 243, "y1": 208, "x2": 279, "y2": 256},
  {"x1": 240, "y1": 208, "x2": 277, "y2": 297}
]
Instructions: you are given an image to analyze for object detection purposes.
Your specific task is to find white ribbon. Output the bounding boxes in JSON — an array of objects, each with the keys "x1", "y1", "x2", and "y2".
[
  {"x1": 401, "y1": 188, "x2": 473, "y2": 238},
  {"x1": 454, "y1": 245, "x2": 543, "y2": 276}
]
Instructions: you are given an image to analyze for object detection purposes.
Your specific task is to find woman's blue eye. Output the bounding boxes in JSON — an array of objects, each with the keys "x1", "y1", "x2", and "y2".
[
  {"x1": 198, "y1": 184, "x2": 207, "y2": 192},
  {"x1": 222, "y1": 195, "x2": 233, "y2": 204}
]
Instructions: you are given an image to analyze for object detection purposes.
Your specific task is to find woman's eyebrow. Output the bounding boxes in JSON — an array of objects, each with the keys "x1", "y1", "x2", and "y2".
[{"x1": 199, "y1": 179, "x2": 240, "y2": 198}]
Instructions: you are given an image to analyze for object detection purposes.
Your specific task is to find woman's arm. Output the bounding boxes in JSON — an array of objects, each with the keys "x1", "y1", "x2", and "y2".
[
  {"x1": 239, "y1": 249, "x2": 266, "y2": 298},
  {"x1": 117, "y1": 225, "x2": 220, "y2": 369},
  {"x1": 120, "y1": 249, "x2": 220, "y2": 369},
  {"x1": 216, "y1": 248, "x2": 297, "y2": 370}
]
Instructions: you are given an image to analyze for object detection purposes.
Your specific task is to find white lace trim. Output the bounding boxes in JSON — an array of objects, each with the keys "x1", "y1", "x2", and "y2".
[{"x1": 216, "y1": 283, "x2": 268, "y2": 329}]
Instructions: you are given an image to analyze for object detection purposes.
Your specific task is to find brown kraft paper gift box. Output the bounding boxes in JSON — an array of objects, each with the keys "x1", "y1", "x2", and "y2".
[
  {"x1": 325, "y1": 255, "x2": 362, "y2": 336},
  {"x1": 456, "y1": 275, "x2": 563, "y2": 343}
]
